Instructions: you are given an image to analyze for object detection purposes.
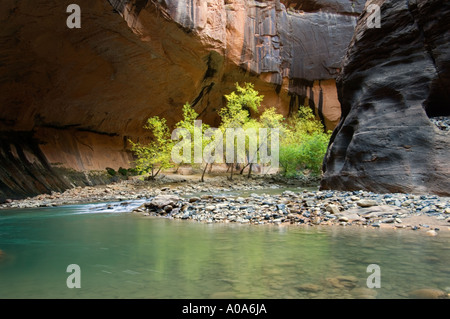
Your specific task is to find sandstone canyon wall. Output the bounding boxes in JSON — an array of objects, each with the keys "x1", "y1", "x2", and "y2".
[
  {"x1": 321, "y1": 0, "x2": 450, "y2": 196},
  {"x1": 0, "y1": 0, "x2": 364, "y2": 201}
]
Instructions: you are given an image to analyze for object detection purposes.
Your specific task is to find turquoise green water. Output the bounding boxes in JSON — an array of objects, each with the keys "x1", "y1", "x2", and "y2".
[{"x1": 0, "y1": 201, "x2": 449, "y2": 299}]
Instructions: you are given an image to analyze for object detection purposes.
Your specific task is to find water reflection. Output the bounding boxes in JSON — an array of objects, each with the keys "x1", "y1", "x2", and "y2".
[{"x1": 0, "y1": 206, "x2": 449, "y2": 299}]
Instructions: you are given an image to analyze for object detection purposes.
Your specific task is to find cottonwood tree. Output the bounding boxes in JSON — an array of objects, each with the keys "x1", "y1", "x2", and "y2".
[
  {"x1": 129, "y1": 116, "x2": 173, "y2": 179},
  {"x1": 244, "y1": 107, "x2": 284, "y2": 177},
  {"x1": 279, "y1": 106, "x2": 331, "y2": 177},
  {"x1": 218, "y1": 83, "x2": 263, "y2": 180},
  {"x1": 172, "y1": 102, "x2": 211, "y2": 182}
]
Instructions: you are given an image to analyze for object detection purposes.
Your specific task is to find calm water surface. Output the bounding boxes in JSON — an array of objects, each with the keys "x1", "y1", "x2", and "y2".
[{"x1": 0, "y1": 200, "x2": 449, "y2": 299}]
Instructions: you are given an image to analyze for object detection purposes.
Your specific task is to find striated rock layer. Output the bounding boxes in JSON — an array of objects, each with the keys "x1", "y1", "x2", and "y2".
[
  {"x1": 0, "y1": 0, "x2": 364, "y2": 200},
  {"x1": 321, "y1": 0, "x2": 450, "y2": 196}
]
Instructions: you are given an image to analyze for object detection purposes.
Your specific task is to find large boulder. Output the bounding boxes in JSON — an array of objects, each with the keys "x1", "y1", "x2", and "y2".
[
  {"x1": 147, "y1": 194, "x2": 181, "y2": 209},
  {"x1": 321, "y1": 0, "x2": 450, "y2": 196}
]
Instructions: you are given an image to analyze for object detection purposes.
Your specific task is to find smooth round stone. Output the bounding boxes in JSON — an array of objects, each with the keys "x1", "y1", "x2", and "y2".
[
  {"x1": 408, "y1": 288, "x2": 448, "y2": 299},
  {"x1": 357, "y1": 200, "x2": 378, "y2": 207},
  {"x1": 351, "y1": 287, "x2": 377, "y2": 299},
  {"x1": 326, "y1": 276, "x2": 358, "y2": 289},
  {"x1": 296, "y1": 283, "x2": 323, "y2": 292},
  {"x1": 326, "y1": 205, "x2": 341, "y2": 215},
  {"x1": 426, "y1": 230, "x2": 438, "y2": 236}
]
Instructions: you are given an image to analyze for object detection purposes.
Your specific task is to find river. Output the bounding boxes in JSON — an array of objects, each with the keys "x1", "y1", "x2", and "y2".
[{"x1": 0, "y1": 200, "x2": 449, "y2": 299}]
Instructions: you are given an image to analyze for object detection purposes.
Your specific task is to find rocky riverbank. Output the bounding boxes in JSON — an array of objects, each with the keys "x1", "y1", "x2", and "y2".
[
  {"x1": 430, "y1": 116, "x2": 450, "y2": 131},
  {"x1": 0, "y1": 174, "x2": 294, "y2": 208},
  {"x1": 137, "y1": 188, "x2": 450, "y2": 235},
  {"x1": 1, "y1": 174, "x2": 449, "y2": 234}
]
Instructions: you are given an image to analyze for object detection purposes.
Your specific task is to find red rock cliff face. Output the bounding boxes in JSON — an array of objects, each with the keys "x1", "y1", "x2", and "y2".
[
  {"x1": 0, "y1": 0, "x2": 364, "y2": 200},
  {"x1": 116, "y1": 0, "x2": 363, "y2": 129}
]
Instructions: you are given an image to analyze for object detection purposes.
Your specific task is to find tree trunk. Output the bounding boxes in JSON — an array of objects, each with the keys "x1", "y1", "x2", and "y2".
[
  {"x1": 152, "y1": 167, "x2": 162, "y2": 179},
  {"x1": 147, "y1": 166, "x2": 155, "y2": 180},
  {"x1": 247, "y1": 163, "x2": 253, "y2": 178},
  {"x1": 240, "y1": 163, "x2": 249, "y2": 175},
  {"x1": 201, "y1": 163, "x2": 208, "y2": 182}
]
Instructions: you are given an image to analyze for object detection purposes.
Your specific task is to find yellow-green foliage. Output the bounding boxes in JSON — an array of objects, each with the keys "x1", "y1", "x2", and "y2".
[
  {"x1": 219, "y1": 82, "x2": 263, "y2": 129},
  {"x1": 218, "y1": 83, "x2": 264, "y2": 176},
  {"x1": 129, "y1": 116, "x2": 173, "y2": 178},
  {"x1": 173, "y1": 103, "x2": 210, "y2": 166},
  {"x1": 245, "y1": 107, "x2": 285, "y2": 165},
  {"x1": 130, "y1": 83, "x2": 331, "y2": 179},
  {"x1": 280, "y1": 106, "x2": 332, "y2": 177},
  {"x1": 258, "y1": 107, "x2": 285, "y2": 129}
]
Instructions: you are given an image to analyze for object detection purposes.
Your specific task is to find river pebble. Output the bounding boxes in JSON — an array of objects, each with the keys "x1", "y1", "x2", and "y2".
[
  {"x1": 408, "y1": 288, "x2": 449, "y2": 299},
  {"x1": 430, "y1": 116, "x2": 450, "y2": 131}
]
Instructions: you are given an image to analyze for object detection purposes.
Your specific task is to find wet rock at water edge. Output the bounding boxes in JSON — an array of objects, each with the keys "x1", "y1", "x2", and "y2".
[
  {"x1": 282, "y1": 190, "x2": 296, "y2": 197},
  {"x1": 350, "y1": 287, "x2": 377, "y2": 299},
  {"x1": 312, "y1": 217, "x2": 321, "y2": 225},
  {"x1": 146, "y1": 195, "x2": 181, "y2": 208},
  {"x1": 181, "y1": 212, "x2": 191, "y2": 220},
  {"x1": 425, "y1": 230, "x2": 438, "y2": 237},
  {"x1": 408, "y1": 288, "x2": 449, "y2": 299},
  {"x1": 326, "y1": 276, "x2": 359, "y2": 289},
  {"x1": 296, "y1": 283, "x2": 323, "y2": 293},
  {"x1": 338, "y1": 211, "x2": 361, "y2": 222}
]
